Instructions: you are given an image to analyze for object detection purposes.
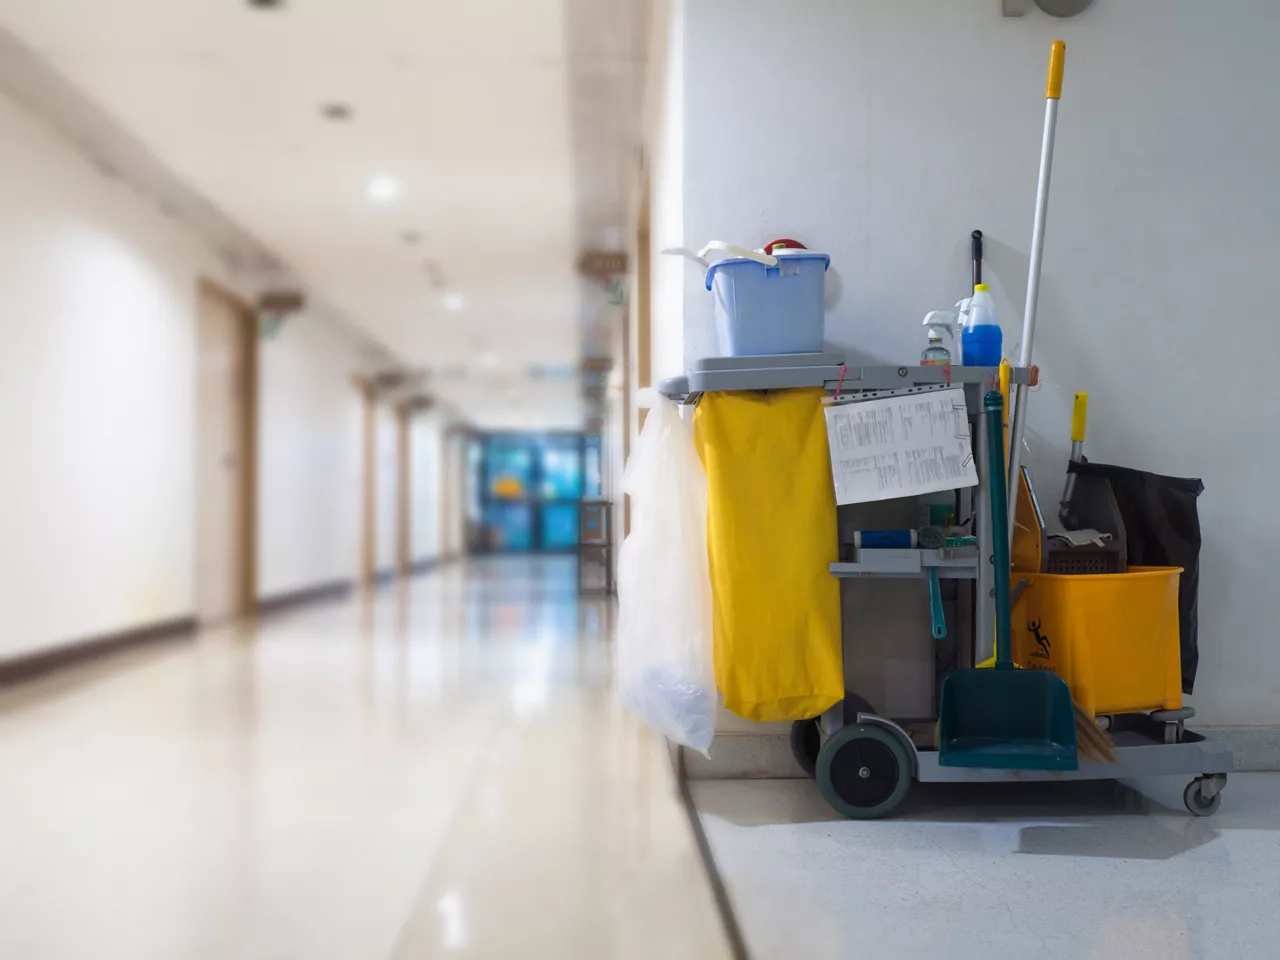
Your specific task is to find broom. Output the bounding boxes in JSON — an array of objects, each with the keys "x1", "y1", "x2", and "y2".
[
  {"x1": 1008, "y1": 43, "x2": 1116, "y2": 766},
  {"x1": 1075, "y1": 707, "x2": 1116, "y2": 764}
]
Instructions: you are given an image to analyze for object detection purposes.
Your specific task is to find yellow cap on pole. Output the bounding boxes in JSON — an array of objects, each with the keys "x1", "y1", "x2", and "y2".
[{"x1": 1046, "y1": 41, "x2": 1066, "y2": 100}]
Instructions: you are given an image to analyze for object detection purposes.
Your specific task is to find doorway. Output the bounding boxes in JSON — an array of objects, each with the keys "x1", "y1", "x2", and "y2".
[
  {"x1": 195, "y1": 279, "x2": 258, "y2": 623},
  {"x1": 472, "y1": 433, "x2": 588, "y2": 552}
]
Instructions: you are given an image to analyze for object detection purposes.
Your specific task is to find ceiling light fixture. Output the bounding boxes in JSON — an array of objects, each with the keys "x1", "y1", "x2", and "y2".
[
  {"x1": 442, "y1": 293, "x2": 465, "y2": 312},
  {"x1": 366, "y1": 175, "x2": 400, "y2": 204}
]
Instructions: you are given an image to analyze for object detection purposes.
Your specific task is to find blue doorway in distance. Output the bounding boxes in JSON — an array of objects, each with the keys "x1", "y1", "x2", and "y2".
[{"x1": 475, "y1": 432, "x2": 597, "y2": 553}]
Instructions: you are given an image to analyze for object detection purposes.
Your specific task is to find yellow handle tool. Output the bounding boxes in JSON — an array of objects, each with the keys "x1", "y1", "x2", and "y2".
[
  {"x1": 1070, "y1": 391, "x2": 1088, "y2": 443},
  {"x1": 1060, "y1": 390, "x2": 1088, "y2": 523}
]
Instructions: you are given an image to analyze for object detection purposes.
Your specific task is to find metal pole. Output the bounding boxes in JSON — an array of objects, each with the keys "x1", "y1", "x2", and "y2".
[
  {"x1": 1058, "y1": 439, "x2": 1083, "y2": 520},
  {"x1": 1007, "y1": 43, "x2": 1064, "y2": 544}
]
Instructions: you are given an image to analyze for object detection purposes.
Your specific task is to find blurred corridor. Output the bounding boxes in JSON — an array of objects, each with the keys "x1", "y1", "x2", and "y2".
[
  {"x1": 0, "y1": 0, "x2": 644, "y2": 666},
  {"x1": 0, "y1": 1, "x2": 666, "y2": 954},
  {"x1": 0, "y1": 559, "x2": 730, "y2": 958}
]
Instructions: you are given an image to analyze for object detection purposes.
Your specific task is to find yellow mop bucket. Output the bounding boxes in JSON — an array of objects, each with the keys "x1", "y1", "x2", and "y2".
[{"x1": 1010, "y1": 567, "x2": 1183, "y2": 716}]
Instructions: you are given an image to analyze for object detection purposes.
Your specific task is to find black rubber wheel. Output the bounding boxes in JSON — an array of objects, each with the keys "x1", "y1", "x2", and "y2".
[
  {"x1": 790, "y1": 695, "x2": 877, "y2": 779},
  {"x1": 816, "y1": 724, "x2": 912, "y2": 820},
  {"x1": 789, "y1": 718, "x2": 822, "y2": 777},
  {"x1": 1183, "y1": 778, "x2": 1223, "y2": 817}
]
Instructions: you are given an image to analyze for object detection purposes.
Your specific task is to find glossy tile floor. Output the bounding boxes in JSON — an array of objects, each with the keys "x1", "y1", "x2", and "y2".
[
  {"x1": 694, "y1": 772, "x2": 1280, "y2": 960},
  {"x1": 0, "y1": 558, "x2": 733, "y2": 959}
]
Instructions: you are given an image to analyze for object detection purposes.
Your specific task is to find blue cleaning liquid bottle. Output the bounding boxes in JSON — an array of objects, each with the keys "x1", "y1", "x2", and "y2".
[{"x1": 961, "y1": 284, "x2": 1003, "y2": 366}]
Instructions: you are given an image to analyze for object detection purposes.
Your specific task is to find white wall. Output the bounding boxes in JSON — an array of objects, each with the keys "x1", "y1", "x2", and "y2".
[
  {"x1": 678, "y1": 0, "x2": 1280, "y2": 725},
  {"x1": 375, "y1": 404, "x2": 399, "y2": 574},
  {"x1": 257, "y1": 316, "x2": 363, "y2": 597},
  {"x1": 0, "y1": 88, "x2": 221, "y2": 657},
  {"x1": 409, "y1": 413, "x2": 443, "y2": 564},
  {"x1": 645, "y1": 0, "x2": 687, "y2": 385},
  {"x1": 0, "y1": 82, "x2": 374, "y2": 656}
]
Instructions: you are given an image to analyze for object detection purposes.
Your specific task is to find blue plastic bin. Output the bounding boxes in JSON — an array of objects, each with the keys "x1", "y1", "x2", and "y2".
[{"x1": 705, "y1": 250, "x2": 830, "y2": 356}]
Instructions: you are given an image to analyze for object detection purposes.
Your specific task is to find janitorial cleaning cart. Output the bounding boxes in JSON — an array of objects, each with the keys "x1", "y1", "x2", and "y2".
[
  {"x1": 660, "y1": 359, "x2": 1230, "y2": 819},
  {"x1": 648, "y1": 40, "x2": 1231, "y2": 820}
]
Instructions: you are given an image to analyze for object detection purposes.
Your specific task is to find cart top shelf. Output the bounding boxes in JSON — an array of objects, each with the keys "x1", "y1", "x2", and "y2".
[
  {"x1": 657, "y1": 353, "x2": 1034, "y2": 402},
  {"x1": 831, "y1": 548, "x2": 980, "y2": 580}
]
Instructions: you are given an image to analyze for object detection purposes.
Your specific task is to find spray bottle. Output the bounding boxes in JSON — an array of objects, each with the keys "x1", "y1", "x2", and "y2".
[
  {"x1": 961, "y1": 283, "x2": 1003, "y2": 366},
  {"x1": 921, "y1": 311, "x2": 956, "y2": 367}
]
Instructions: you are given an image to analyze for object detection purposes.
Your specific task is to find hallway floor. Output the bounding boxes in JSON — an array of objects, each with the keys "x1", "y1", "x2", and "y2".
[
  {"x1": 694, "y1": 772, "x2": 1280, "y2": 960},
  {"x1": 0, "y1": 558, "x2": 732, "y2": 959}
]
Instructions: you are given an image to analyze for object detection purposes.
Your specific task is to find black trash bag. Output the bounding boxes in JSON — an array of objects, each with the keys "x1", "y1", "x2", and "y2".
[{"x1": 1067, "y1": 460, "x2": 1204, "y2": 693}]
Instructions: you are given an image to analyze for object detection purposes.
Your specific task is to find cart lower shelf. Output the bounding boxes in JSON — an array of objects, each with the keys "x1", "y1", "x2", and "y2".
[{"x1": 794, "y1": 710, "x2": 1233, "y2": 820}]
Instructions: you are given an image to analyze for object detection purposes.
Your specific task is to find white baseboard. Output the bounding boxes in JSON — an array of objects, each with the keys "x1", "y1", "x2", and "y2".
[{"x1": 684, "y1": 733, "x2": 806, "y2": 780}]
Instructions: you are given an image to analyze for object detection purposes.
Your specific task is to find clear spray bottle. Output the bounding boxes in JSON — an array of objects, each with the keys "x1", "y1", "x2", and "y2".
[{"x1": 921, "y1": 311, "x2": 957, "y2": 367}]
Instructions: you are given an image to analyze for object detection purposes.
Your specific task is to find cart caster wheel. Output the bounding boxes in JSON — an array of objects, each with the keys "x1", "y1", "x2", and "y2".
[
  {"x1": 1183, "y1": 777, "x2": 1224, "y2": 817},
  {"x1": 816, "y1": 723, "x2": 911, "y2": 820},
  {"x1": 790, "y1": 695, "x2": 878, "y2": 779},
  {"x1": 790, "y1": 718, "x2": 821, "y2": 778}
]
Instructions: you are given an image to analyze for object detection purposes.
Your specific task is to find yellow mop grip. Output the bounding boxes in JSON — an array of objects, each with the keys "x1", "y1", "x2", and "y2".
[
  {"x1": 1071, "y1": 392, "x2": 1088, "y2": 443},
  {"x1": 1046, "y1": 41, "x2": 1066, "y2": 100},
  {"x1": 999, "y1": 360, "x2": 1011, "y2": 425}
]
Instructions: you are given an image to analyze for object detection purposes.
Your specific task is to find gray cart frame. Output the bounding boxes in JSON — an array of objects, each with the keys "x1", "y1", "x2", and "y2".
[{"x1": 659, "y1": 359, "x2": 1232, "y2": 818}]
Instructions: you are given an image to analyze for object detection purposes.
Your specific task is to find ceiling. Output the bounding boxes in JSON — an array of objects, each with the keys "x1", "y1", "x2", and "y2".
[{"x1": 0, "y1": 0, "x2": 647, "y2": 427}]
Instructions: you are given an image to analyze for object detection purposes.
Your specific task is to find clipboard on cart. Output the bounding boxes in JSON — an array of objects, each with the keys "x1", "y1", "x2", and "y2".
[{"x1": 824, "y1": 386, "x2": 978, "y2": 505}]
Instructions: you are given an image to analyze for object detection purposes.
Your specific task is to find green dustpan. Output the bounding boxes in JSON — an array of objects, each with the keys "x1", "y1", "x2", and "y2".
[{"x1": 938, "y1": 392, "x2": 1078, "y2": 771}]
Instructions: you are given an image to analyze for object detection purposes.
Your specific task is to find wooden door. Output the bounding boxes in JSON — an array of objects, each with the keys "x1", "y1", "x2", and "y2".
[
  {"x1": 195, "y1": 280, "x2": 256, "y2": 622},
  {"x1": 397, "y1": 404, "x2": 412, "y2": 575},
  {"x1": 359, "y1": 381, "x2": 376, "y2": 585},
  {"x1": 375, "y1": 403, "x2": 398, "y2": 577}
]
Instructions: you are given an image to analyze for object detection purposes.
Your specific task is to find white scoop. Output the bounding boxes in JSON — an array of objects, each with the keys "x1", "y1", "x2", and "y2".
[{"x1": 660, "y1": 241, "x2": 779, "y2": 274}]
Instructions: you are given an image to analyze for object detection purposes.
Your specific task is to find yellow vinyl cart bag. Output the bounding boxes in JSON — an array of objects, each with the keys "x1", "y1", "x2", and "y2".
[{"x1": 694, "y1": 388, "x2": 843, "y2": 722}]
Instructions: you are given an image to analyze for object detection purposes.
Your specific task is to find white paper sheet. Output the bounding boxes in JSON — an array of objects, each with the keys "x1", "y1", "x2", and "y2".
[{"x1": 824, "y1": 387, "x2": 978, "y2": 505}]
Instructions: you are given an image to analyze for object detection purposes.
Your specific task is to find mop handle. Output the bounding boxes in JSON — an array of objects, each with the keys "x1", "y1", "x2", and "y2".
[
  {"x1": 1007, "y1": 41, "x2": 1065, "y2": 540},
  {"x1": 1018, "y1": 40, "x2": 1065, "y2": 367}
]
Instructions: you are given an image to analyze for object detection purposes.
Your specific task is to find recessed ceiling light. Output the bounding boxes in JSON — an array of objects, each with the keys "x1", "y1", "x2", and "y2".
[
  {"x1": 477, "y1": 351, "x2": 500, "y2": 370},
  {"x1": 366, "y1": 175, "x2": 400, "y2": 204},
  {"x1": 320, "y1": 102, "x2": 352, "y2": 121},
  {"x1": 442, "y1": 293, "x2": 465, "y2": 312}
]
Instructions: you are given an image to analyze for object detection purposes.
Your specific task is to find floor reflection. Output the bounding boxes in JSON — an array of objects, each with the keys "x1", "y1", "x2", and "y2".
[{"x1": 0, "y1": 557, "x2": 730, "y2": 959}]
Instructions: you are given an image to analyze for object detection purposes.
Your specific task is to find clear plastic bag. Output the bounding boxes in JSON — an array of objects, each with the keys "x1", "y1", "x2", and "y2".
[{"x1": 615, "y1": 395, "x2": 716, "y2": 754}]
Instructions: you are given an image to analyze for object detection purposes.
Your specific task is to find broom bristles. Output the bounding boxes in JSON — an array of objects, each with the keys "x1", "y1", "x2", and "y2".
[{"x1": 1074, "y1": 701, "x2": 1117, "y2": 764}]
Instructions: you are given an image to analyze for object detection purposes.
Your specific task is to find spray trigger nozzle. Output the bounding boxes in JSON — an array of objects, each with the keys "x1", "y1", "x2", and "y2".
[{"x1": 923, "y1": 310, "x2": 958, "y2": 339}]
